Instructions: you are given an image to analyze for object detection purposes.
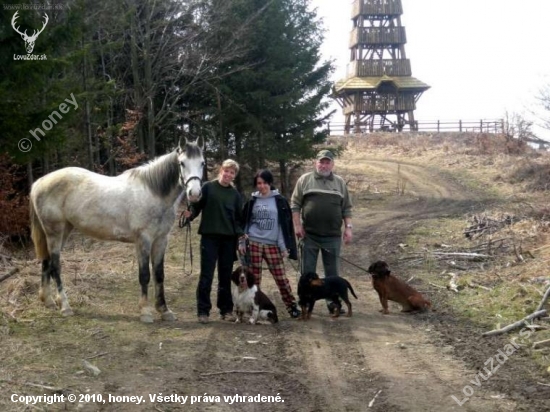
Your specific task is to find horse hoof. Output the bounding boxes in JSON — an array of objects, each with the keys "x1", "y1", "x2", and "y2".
[
  {"x1": 161, "y1": 311, "x2": 176, "y2": 321},
  {"x1": 140, "y1": 314, "x2": 154, "y2": 323},
  {"x1": 61, "y1": 308, "x2": 74, "y2": 317}
]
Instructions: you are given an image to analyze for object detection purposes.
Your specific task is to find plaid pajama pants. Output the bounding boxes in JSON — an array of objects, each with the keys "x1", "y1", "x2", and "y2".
[{"x1": 248, "y1": 240, "x2": 296, "y2": 309}]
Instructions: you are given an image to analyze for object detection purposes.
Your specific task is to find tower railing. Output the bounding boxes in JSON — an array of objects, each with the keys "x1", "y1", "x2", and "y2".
[
  {"x1": 352, "y1": 0, "x2": 403, "y2": 18},
  {"x1": 347, "y1": 59, "x2": 412, "y2": 77},
  {"x1": 350, "y1": 27, "x2": 406, "y2": 47}
]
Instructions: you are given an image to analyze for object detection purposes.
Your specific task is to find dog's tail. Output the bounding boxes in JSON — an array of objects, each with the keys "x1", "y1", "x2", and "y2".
[{"x1": 345, "y1": 279, "x2": 358, "y2": 299}]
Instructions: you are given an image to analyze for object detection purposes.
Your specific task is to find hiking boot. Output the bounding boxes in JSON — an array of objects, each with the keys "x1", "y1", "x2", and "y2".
[
  {"x1": 198, "y1": 315, "x2": 209, "y2": 324},
  {"x1": 220, "y1": 313, "x2": 236, "y2": 322},
  {"x1": 288, "y1": 305, "x2": 301, "y2": 319}
]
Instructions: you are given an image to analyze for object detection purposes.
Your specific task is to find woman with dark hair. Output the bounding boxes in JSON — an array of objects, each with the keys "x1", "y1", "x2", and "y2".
[{"x1": 241, "y1": 170, "x2": 301, "y2": 318}]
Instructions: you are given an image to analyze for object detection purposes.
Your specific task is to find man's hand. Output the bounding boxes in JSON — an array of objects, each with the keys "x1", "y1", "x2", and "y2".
[
  {"x1": 294, "y1": 223, "x2": 305, "y2": 239},
  {"x1": 343, "y1": 227, "x2": 352, "y2": 244}
]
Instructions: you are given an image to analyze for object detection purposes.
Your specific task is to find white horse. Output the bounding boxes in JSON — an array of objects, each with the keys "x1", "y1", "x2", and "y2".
[{"x1": 29, "y1": 138, "x2": 205, "y2": 322}]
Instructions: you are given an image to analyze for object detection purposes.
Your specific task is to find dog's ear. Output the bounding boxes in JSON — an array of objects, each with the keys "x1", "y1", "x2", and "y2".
[
  {"x1": 368, "y1": 263, "x2": 375, "y2": 273},
  {"x1": 305, "y1": 272, "x2": 319, "y2": 280},
  {"x1": 246, "y1": 269, "x2": 256, "y2": 287}
]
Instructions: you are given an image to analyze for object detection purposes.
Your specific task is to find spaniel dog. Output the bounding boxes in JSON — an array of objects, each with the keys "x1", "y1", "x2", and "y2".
[
  {"x1": 368, "y1": 260, "x2": 432, "y2": 314},
  {"x1": 297, "y1": 272, "x2": 357, "y2": 320},
  {"x1": 230, "y1": 266, "x2": 278, "y2": 324}
]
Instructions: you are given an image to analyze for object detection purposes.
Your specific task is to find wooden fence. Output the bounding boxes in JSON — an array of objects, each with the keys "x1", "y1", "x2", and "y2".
[{"x1": 327, "y1": 119, "x2": 504, "y2": 135}]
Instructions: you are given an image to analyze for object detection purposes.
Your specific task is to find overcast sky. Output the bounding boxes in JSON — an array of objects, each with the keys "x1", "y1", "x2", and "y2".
[{"x1": 311, "y1": 0, "x2": 550, "y2": 139}]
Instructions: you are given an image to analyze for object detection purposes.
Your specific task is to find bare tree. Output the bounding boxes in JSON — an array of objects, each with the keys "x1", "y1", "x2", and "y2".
[{"x1": 124, "y1": 0, "x2": 252, "y2": 157}]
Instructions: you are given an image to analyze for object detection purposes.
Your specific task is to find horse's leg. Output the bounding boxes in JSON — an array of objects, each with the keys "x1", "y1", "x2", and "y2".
[
  {"x1": 151, "y1": 236, "x2": 176, "y2": 321},
  {"x1": 54, "y1": 224, "x2": 74, "y2": 316},
  {"x1": 49, "y1": 251, "x2": 73, "y2": 316},
  {"x1": 40, "y1": 226, "x2": 73, "y2": 316},
  {"x1": 39, "y1": 258, "x2": 56, "y2": 309},
  {"x1": 136, "y1": 240, "x2": 154, "y2": 323}
]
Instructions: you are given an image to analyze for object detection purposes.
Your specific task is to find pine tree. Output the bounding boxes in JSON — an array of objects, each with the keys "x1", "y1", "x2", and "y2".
[{"x1": 201, "y1": 0, "x2": 334, "y2": 195}]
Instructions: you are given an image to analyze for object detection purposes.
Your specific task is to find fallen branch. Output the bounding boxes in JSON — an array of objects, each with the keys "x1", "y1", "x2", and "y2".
[
  {"x1": 368, "y1": 390, "x2": 382, "y2": 408},
  {"x1": 429, "y1": 282, "x2": 446, "y2": 290},
  {"x1": 0, "y1": 378, "x2": 63, "y2": 392},
  {"x1": 532, "y1": 339, "x2": 550, "y2": 349},
  {"x1": 85, "y1": 352, "x2": 109, "y2": 360},
  {"x1": 431, "y1": 252, "x2": 492, "y2": 258},
  {"x1": 200, "y1": 370, "x2": 276, "y2": 377},
  {"x1": 468, "y1": 281, "x2": 492, "y2": 291},
  {"x1": 482, "y1": 310, "x2": 548, "y2": 337},
  {"x1": 0, "y1": 267, "x2": 19, "y2": 283},
  {"x1": 536, "y1": 285, "x2": 550, "y2": 312}
]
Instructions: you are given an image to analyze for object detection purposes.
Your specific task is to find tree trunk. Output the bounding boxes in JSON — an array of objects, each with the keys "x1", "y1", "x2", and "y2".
[
  {"x1": 82, "y1": 42, "x2": 94, "y2": 169},
  {"x1": 130, "y1": 9, "x2": 144, "y2": 153},
  {"x1": 216, "y1": 88, "x2": 224, "y2": 159},
  {"x1": 27, "y1": 161, "x2": 34, "y2": 188},
  {"x1": 279, "y1": 158, "x2": 290, "y2": 198},
  {"x1": 143, "y1": 2, "x2": 155, "y2": 157}
]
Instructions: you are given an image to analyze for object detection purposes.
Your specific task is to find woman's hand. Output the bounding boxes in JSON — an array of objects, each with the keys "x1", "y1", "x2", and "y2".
[
  {"x1": 281, "y1": 249, "x2": 289, "y2": 259},
  {"x1": 238, "y1": 235, "x2": 248, "y2": 255}
]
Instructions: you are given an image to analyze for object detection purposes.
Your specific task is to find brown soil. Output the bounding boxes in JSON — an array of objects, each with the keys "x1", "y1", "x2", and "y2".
[{"x1": 2, "y1": 134, "x2": 550, "y2": 411}]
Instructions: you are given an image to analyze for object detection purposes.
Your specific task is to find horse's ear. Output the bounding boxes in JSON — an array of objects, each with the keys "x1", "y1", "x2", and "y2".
[
  {"x1": 196, "y1": 136, "x2": 205, "y2": 150},
  {"x1": 177, "y1": 136, "x2": 188, "y2": 153},
  {"x1": 178, "y1": 137, "x2": 188, "y2": 147}
]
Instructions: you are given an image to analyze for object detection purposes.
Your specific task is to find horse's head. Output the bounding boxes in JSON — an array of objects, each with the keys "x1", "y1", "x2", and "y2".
[{"x1": 177, "y1": 137, "x2": 205, "y2": 202}]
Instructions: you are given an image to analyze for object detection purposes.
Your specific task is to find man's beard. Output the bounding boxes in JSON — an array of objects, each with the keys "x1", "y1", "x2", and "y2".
[{"x1": 316, "y1": 169, "x2": 331, "y2": 177}]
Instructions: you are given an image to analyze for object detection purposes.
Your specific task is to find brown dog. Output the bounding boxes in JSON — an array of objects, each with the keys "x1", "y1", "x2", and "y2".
[{"x1": 368, "y1": 261, "x2": 431, "y2": 314}]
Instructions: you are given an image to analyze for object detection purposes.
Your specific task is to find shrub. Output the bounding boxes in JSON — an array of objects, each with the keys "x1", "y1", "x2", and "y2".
[{"x1": 0, "y1": 154, "x2": 29, "y2": 240}]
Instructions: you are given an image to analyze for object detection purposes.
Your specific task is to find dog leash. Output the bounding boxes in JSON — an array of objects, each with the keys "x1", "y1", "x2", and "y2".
[
  {"x1": 301, "y1": 235, "x2": 371, "y2": 274},
  {"x1": 178, "y1": 205, "x2": 194, "y2": 275},
  {"x1": 238, "y1": 237, "x2": 251, "y2": 268}
]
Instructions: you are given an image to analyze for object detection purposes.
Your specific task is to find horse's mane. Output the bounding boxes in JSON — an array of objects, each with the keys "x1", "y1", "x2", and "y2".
[{"x1": 128, "y1": 151, "x2": 181, "y2": 198}]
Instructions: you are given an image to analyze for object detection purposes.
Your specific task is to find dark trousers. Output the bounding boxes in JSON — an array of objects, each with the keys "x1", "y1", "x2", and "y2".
[
  {"x1": 196, "y1": 235, "x2": 237, "y2": 316},
  {"x1": 301, "y1": 234, "x2": 342, "y2": 311},
  {"x1": 301, "y1": 234, "x2": 341, "y2": 278}
]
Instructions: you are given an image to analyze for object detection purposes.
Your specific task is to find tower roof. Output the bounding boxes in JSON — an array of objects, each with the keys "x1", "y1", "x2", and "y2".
[{"x1": 334, "y1": 75, "x2": 430, "y2": 94}]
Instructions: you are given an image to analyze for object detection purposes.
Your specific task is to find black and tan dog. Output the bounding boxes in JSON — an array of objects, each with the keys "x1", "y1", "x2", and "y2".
[
  {"x1": 297, "y1": 272, "x2": 357, "y2": 320},
  {"x1": 368, "y1": 260, "x2": 432, "y2": 314}
]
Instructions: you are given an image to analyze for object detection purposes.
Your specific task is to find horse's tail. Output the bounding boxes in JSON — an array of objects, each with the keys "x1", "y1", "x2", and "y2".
[{"x1": 29, "y1": 196, "x2": 49, "y2": 260}]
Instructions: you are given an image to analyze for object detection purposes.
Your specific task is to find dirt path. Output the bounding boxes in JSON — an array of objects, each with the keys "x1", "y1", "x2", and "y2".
[
  {"x1": 154, "y1": 157, "x2": 521, "y2": 412},
  {"x1": 2, "y1": 157, "x2": 550, "y2": 411}
]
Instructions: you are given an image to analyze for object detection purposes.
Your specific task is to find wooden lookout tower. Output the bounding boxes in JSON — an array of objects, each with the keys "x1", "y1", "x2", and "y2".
[{"x1": 333, "y1": 0, "x2": 430, "y2": 134}]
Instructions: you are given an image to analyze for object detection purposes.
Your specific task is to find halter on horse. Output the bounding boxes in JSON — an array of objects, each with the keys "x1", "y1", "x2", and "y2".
[{"x1": 29, "y1": 138, "x2": 205, "y2": 322}]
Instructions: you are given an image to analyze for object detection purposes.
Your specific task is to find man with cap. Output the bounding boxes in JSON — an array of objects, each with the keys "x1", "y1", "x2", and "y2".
[{"x1": 290, "y1": 149, "x2": 353, "y2": 314}]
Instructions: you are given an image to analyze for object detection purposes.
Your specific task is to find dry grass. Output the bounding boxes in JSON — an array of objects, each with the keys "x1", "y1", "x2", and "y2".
[{"x1": 330, "y1": 133, "x2": 550, "y2": 361}]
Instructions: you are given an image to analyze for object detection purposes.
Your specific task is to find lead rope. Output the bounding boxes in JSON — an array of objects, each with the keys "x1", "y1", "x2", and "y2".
[
  {"x1": 285, "y1": 238, "x2": 304, "y2": 283},
  {"x1": 179, "y1": 204, "x2": 193, "y2": 276},
  {"x1": 301, "y1": 235, "x2": 370, "y2": 274}
]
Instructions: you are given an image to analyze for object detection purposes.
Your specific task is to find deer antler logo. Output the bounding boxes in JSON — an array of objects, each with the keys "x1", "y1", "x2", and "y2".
[{"x1": 11, "y1": 11, "x2": 49, "y2": 54}]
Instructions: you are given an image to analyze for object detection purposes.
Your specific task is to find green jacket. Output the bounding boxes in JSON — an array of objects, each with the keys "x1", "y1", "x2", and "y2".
[{"x1": 291, "y1": 171, "x2": 352, "y2": 237}]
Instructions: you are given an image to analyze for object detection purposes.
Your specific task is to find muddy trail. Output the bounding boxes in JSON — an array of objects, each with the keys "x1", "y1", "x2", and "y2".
[{"x1": 2, "y1": 157, "x2": 550, "y2": 412}]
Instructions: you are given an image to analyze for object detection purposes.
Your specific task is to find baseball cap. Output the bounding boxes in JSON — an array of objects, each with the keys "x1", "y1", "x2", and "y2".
[{"x1": 316, "y1": 149, "x2": 334, "y2": 160}]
